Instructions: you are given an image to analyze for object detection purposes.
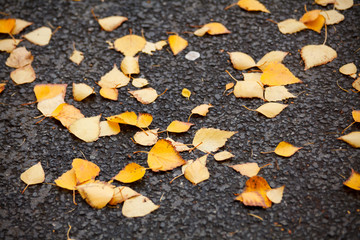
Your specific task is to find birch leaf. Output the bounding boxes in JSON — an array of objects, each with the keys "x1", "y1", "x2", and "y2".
[
  {"x1": 122, "y1": 195, "x2": 159, "y2": 218},
  {"x1": 98, "y1": 16, "x2": 127, "y2": 31},
  {"x1": 229, "y1": 52, "x2": 256, "y2": 70},
  {"x1": 68, "y1": 115, "x2": 101, "y2": 142},
  {"x1": 255, "y1": 103, "x2": 288, "y2": 118},
  {"x1": 23, "y1": 26, "x2": 52, "y2": 46},
  {"x1": 338, "y1": 132, "x2": 360, "y2": 148},
  {"x1": 301, "y1": 44, "x2": 337, "y2": 70},
  {"x1": 114, "y1": 34, "x2": 146, "y2": 56},
  {"x1": 168, "y1": 35, "x2": 188, "y2": 56},
  {"x1": 192, "y1": 128, "x2": 237, "y2": 153}
]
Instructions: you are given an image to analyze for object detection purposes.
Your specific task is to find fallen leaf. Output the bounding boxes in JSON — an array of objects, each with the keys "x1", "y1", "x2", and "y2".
[
  {"x1": 6, "y1": 47, "x2": 33, "y2": 68},
  {"x1": 181, "y1": 88, "x2": 191, "y2": 99},
  {"x1": 114, "y1": 34, "x2": 146, "y2": 56},
  {"x1": 338, "y1": 131, "x2": 360, "y2": 148},
  {"x1": 132, "y1": 78, "x2": 149, "y2": 88},
  {"x1": 34, "y1": 83, "x2": 67, "y2": 102},
  {"x1": 99, "y1": 121, "x2": 120, "y2": 137},
  {"x1": 121, "y1": 56, "x2": 140, "y2": 75},
  {"x1": 352, "y1": 78, "x2": 360, "y2": 91},
  {"x1": 315, "y1": 0, "x2": 336, "y2": 6},
  {"x1": 237, "y1": 0, "x2": 270, "y2": 13},
  {"x1": 339, "y1": 63, "x2": 357, "y2": 77},
  {"x1": 255, "y1": 103, "x2": 288, "y2": 118},
  {"x1": 10, "y1": 64, "x2": 36, "y2": 85},
  {"x1": 100, "y1": 87, "x2": 118, "y2": 101},
  {"x1": 133, "y1": 129, "x2": 159, "y2": 146},
  {"x1": 335, "y1": 0, "x2": 354, "y2": 10},
  {"x1": 23, "y1": 26, "x2": 52, "y2": 46},
  {"x1": 266, "y1": 185, "x2": 285, "y2": 204},
  {"x1": 68, "y1": 115, "x2": 101, "y2": 142},
  {"x1": 37, "y1": 94, "x2": 65, "y2": 117},
  {"x1": 98, "y1": 64, "x2": 130, "y2": 88},
  {"x1": 77, "y1": 181, "x2": 115, "y2": 209},
  {"x1": 137, "y1": 113, "x2": 154, "y2": 128},
  {"x1": 141, "y1": 41, "x2": 157, "y2": 55},
  {"x1": 155, "y1": 40, "x2": 167, "y2": 50},
  {"x1": 353, "y1": 110, "x2": 360, "y2": 123},
  {"x1": 147, "y1": 139, "x2": 186, "y2": 171},
  {"x1": 73, "y1": 83, "x2": 94, "y2": 101},
  {"x1": 299, "y1": 10, "x2": 325, "y2": 33},
  {"x1": 191, "y1": 104, "x2": 213, "y2": 117},
  {"x1": 233, "y1": 81, "x2": 264, "y2": 99},
  {"x1": 0, "y1": 18, "x2": 16, "y2": 34},
  {"x1": 72, "y1": 158, "x2": 100, "y2": 184},
  {"x1": 243, "y1": 72, "x2": 262, "y2": 83},
  {"x1": 264, "y1": 86, "x2": 296, "y2": 102},
  {"x1": 0, "y1": 83, "x2": 5, "y2": 93},
  {"x1": 277, "y1": 19, "x2": 307, "y2": 34},
  {"x1": 320, "y1": 10, "x2": 345, "y2": 25},
  {"x1": 122, "y1": 195, "x2": 159, "y2": 218},
  {"x1": 230, "y1": 163, "x2": 260, "y2": 177},
  {"x1": 108, "y1": 186, "x2": 140, "y2": 205},
  {"x1": 236, "y1": 191, "x2": 268, "y2": 208},
  {"x1": 235, "y1": 176, "x2": 272, "y2": 208},
  {"x1": 52, "y1": 103, "x2": 84, "y2": 128},
  {"x1": 98, "y1": 16, "x2": 127, "y2": 31},
  {"x1": 168, "y1": 34, "x2": 188, "y2": 56},
  {"x1": 184, "y1": 157, "x2": 210, "y2": 185},
  {"x1": 274, "y1": 141, "x2": 302, "y2": 157},
  {"x1": 20, "y1": 162, "x2": 45, "y2": 189},
  {"x1": 166, "y1": 137, "x2": 191, "y2": 152},
  {"x1": 214, "y1": 151, "x2": 234, "y2": 161},
  {"x1": 343, "y1": 169, "x2": 360, "y2": 190},
  {"x1": 194, "y1": 22, "x2": 230, "y2": 36},
  {"x1": 107, "y1": 111, "x2": 153, "y2": 128},
  {"x1": 11, "y1": 18, "x2": 32, "y2": 35},
  {"x1": 54, "y1": 168, "x2": 77, "y2": 190},
  {"x1": 0, "y1": 39, "x2": 22, "y2": 53},
  {"x1": 69, "y1": 46, "x2": 84, "y2": 65},
  {"x1": 301, "y1": 44, "x2": 337, "y2": 70},
  {"x1": 229, "y1": 52, "x2": 256, "y2": 70},
  {"x1": 129, "y1": 87, "x2": 159, "y2": 104},
  {"x1": 192, "y1": 128, "x2": 237, "y2": 153},
  {"x1": 113, "y1": 163, "x2": 146, "y2": 183},
  {"x1": 167, "y1": 120, "x2": 194, "y2": 133},
  {"x1": 257, "y1": 51, "x2": 288, "y2": 71},
  {"x1": 224, "y1": 82, "x2": 235, "y2": 93},
  {"x1": 260, "y1": 62, "x2": 302, "y2": 86}
]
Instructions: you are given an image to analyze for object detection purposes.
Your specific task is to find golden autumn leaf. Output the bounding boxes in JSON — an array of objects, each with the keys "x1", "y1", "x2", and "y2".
[
  {"x1": 34, "y1": 83, "x2": 67, "y2": 102},
  {"x1": 98, "y1": 64, "x2": 130, "y2": 88},
  {"x1": 300, "y1": 10, "x2": 325, "y2": 33},
  {"x1": 301, "y1": 44, "x2": 337, "y2": 70},
  {"x1": 167, "y1": 120, "x2": 194, "y2": 133},
  {"x1": 98, "y1": 16, "x2": 127, "y2": 31},
  {"x1": 122, "y1": 195, "x2": 159, "y2": 218},
  {"x1": 0, "y1": 83, "x2": 5, "y2": 93},
  {"x1": 99, "y1": 121, "x2": 120, "y2": 137},
  {"x1": 129, "y1": 87, "x2": 159, "y2": 104},
  {"x1": 10, "y1": 64, "x2": 36, "y2": 85},
  {"x1": 237, "y1": 0, "x2": 270, "y2": 13},
  {"x1": 0, "y1": 18, "x2": 16, "y2": 34},
  {"x1": 168, "y1": 34, "x2": 188, "y2": 56},
  {"x1": 0, "y1": 39, "x2": 22, "y2": 53},
  {"x1": 343, "y1": 169, "x2": 360, "y2": 190},
  {"x1": 147, "y1": 139, "x2": 186, "y2": 172},
  {"x1": 54, "y1": 168, "x2": 77, "y2": 190},
  {"x1": 72, "y1": 83, "x2": 95, "y2": 101},
  {"x1": 11, "y1": 18, "x2": 32, "y2": 35},
  {"x1": 77, "y1": 181, "x2": 115, "y2": 209},
  {"x1": 266, "y1": 185, "x2": 285, "y2": 204},
  {"x1": 100, "y1": 87, "x2": 118, "y2": 101},
  {"x1": 113, "y1": 163, "x2": 146, "y2": 183},
  {"x1": 194, "y1": 22, "x2": 230, "y2": 36},
  {"x1": 37, "y1": 94, "x2": 65, "y2": 117},
  {"x1": 352, "y1": 110, "x2": 360, "y2": 123},
  {"x1": 192, "y1": 128, "x2": 237, "y2": 153},
  {"x1": 184, "y1": 157, "x2": 210, "y2": 185},
  {"x1": 229, "y1": 51, "x2": 256, "y2": 70},
  {"x1": 181, "y1": 88, "x2": 191, "y2": 99},
  {"x1": 23, "y1": 26, "x2": 52, "y2": 46},
  {"x1": 352, "y1": 78, "x2": 360, "y2": 91},
  {"x1": 72, "y1": 158, "x2": 100, "y2": 184},
  {"x1": 320, "y1": 10, "x2": 344, "y2": 25},
  {"x1": 114, "y1": 34, "x2": 146, "y2": 56},
  {"x1": 191, "y1": 104, "x2": 213, "y2": 117},
  {"x1": 236, "y1": 191, "x2": 268, "y2": 208},
  {"x1": 235, "y1": 176, "x2": 272, "y2": 208},
  {"x1": 277, "y1": 19, "x2": 307, "y2": 34},
  {"x1": 230, "y1": 162, "x2": 260, "y2": 177},
  {"x1": 274, "y1": 141, "x2": 302, "y2": 157},
  {"x1": 121, "y1": 56, "x2": 140, "y2": 75},
  {"x1": 254, "y1": 103, "x2": 288, "y2": 118},
  {"x1": 137, "y1": 113, "x2": 153, "y2": 128},
  {"x1": 256, "y1": 51, "x2": 288, "y2": 71},
  {"x1": 133, "y1": 129, "x2": 159, "y2": 146},
  {"x1": 338, "y1": 131, "x2": 360, "y2": 148},
  {"x1": 233, "y1": 81, "x2": 264, "y2": 99},
  {"x1": 107, "y1": 111, "x2": 153, "y2": 128},
  {"x1": 264, "y1": 86, "x2": 296, "y2": 102},
  {"x1": 213, "y1": 151, "x2": 234, "y2": 161},
  {"x1": 20, "y1": 162, "x2": 45, "y2": 188},
  {"x1": 52, "y1": 103, "x2": 84, "y2": 128},
  {"x1": 68, "y1": 115, "x2": 101, "y2": 142},
  {"x1": 6, "y1": 47, "x2": 33, "y2": 68},
  {"x1": 108, "y1": 186, "x2": 140, "y2": 205},
  {"x1": 260, "y1": 62, "x2": 302, "y2": 86}
]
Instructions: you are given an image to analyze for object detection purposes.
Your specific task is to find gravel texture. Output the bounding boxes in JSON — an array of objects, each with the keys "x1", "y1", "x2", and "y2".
[{"x1": 1, "y1": 0, "x2": 359, "y2": 239}]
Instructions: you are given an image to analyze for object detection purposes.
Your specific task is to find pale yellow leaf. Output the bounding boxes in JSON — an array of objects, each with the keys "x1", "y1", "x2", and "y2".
[
  {"x1": 114, "y1": 34, "x2": 146, "y2": 56},
  {"x1": 277, "y1": 19, "x2": 307, "y2": 34},
  {"x1": 339, "y1": 63, "x2": 357, "y2": 76},
  {"x1": 129, "y1": 87, "x2": 158, "y2": 104},
  {"x1": 194, "y1": 26, "x2": 210, "y2": 37},
  {"x1": 230, "y1": 163, "x2": 260, "y2": 177},
  {"x1": 132, "y1": 78, "x2": 149, "y2": 88},
  {"x1": 301, "y1": 44, "x2": 337, "y2": 70},
  {"x1": 121, "y1": 56, "x2": 140, "y2": 75},
  {"x1": 155, "y1": 40, "x2": 167, "y2": 50},
  {"x1": 192, "y1": 128, "x2": 237, "y2": 153},
  {"x1": 184, "y1": 158, "x2": 210, "y2": 185},
  {"x1": 122, "y1": 195, "x2": 159, "y2": 218},
  {"x1": 338, "y1": 131, "x2": 360, "y2": 148},
  {"x1": 234, "y1": 81, "x2": 264, "y2": 99},
  {"x1": 23, "y1": 26, "x2": 52, "y2": 46},
  {"x1": 37, "y1": 94, "x2": 65, "y2": 117},
  {"x1": 142, "y1": 41, "x2": 157, "y2": 55},
  {"x1": 68, "y1": 115, "x2": 101, "y2": 142},
  {"x1": 335, "y1": 0, "x2": 353, "y2": 10},
  {"x1": 98, "y1": 64, "x2": 130, "y2": 88},
  {"x1": 320, "y1": 10, "x2": 344, "y2": 25},
  {"x1": 20, "y1": 162, "x2": 45, "y2": 185},
  {"x1": 229, "y1": 52, "x2": 256, "y2": 70},
  {"x1": 11, "y1": 19, "x2": 33, "y2": 35},
  {"x1": 133, "y1": 129, "x2": 159, "y2": 146},
  {"x1": 98, "y1": 16, "x2": 127, "y2": 31},
  {"x1": 77, "y1": 181, "x2": 115, "y2": 209},
  {"x1": 315, "y1": 0, "x2": 336, "y2": 6},
  {"x1": 257, "y1": 51, "x2": 288, "y2": 70},
  {"x1": 69, "y1": 48, "x2": 84, "y2": 65},
  {"x1": 255, "y1": 103, "x2": 288, "y2": 118},
  {"x1": 266, "y1": 185, "x2": 285, "y2": 204},
  {"x1": 191, "y1": 104, "x2": 213, "y2": 116},
  {"x1": 0, "y1": 39, "x2": 22, "y2": 53},
  {"x1": 214, "y1": 151, "x2": 234, "y2": 161},
  {"x1": 6, "y1": 46, "x2": 33, "y2": 68},
  {"x1": 99, "y1": 121, "x2": 120, "y2": 137},
  {"x1": 10, "y1": 64, "x2": 36, "y2": 85},
  {"x1": 73, "y1": 83, "x2": 94, "y2": 101},
  {"x1": 99, "y1": 87, "x2": 118, "y2": 101},
  {"x1": 108, "y1": 186, "x2": 140, "y2": 205},
  {"x1": 166, "y1": 137, "x2": 191, "y2": 152},
  {"x1": 352, "y1": 78, "x2": 360, "y2": 91},
  {"x1": 243, "y1": 72, "x2": 262, "y2": 84},
  {"x1": 264, "y1": 86, "x2": 296, "y2": 102}
]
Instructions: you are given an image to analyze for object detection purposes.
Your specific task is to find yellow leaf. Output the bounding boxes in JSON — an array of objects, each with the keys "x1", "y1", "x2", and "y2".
[
  {"x1": 255, "y1": 103, "x2": 288, "y2": 118},
  {"x1": 106, "y1": 111, "x2": 137, "y2": 126},
  {"x1": 54, "y1": 168, "x2": 77, "y2": 190},
  {"x1": 34, "y1": 83, "x2": 67, "y2": 102},
  {"x1": 320, "y1": 10, "x2": 344, "y2": 25},
  {"x1": 0, "y1": 39, "x2": 22, "y2": 53},
  {"x1": 266, "y1": 185, "x2": 285, "y2": 204},
  {"x1": 352, "y1": 110, "x2": 360, "y2": 122},
  {"x1": 108, "y1": 186, "x2": 140, "y2": 205},
  {"x1": 133, "y1": 129, "x2": 159, "y2": 146},
  {"x1": 129, "y1": 87, "x2": 159, "y2": 104},
  {"x1": 338, "y1": 131, "x2": 360, "y2": 148},
  {"x1": 277, "y1": 19, "x2": 307, "y2": 34},
  {"x1": 264, "y1": 86, "x2": 296, "y2": 102},
  {"x1": 155, "y1": 40, "x2": 167, "y2": 50},
  {"x1": 191, "y1": 104, "x2": 213, "y2": 116},
  {"x1": 261, "y1": 62, "x2": 302, "y2": 86},
  {"x1": 303, "y1": 14, "x2": 325, "y2": 33},
  {"x1": 10, "y1": 64, "x2": 36, "y2": 85},
  {"x1": 72, "y1": 158, "x2": 100, "y2": 184},
  {"x1": 72, "y1": 83, "x2": 95, "y2": 101},
  {"x1": 236, "y1": 191, "x2": 268, "y2": 208},
  {"x1": 98, "y1": 16, "x2": 127, "y2": 32},
  {"x1": 69, "y1": 47, "x2": 84, "y2": 65},
  {"x1": 301, "y1": 44, "x2": 337, "y2": 70},
  {"x1": 141, "y1": 41, "x2": 157, "y2": 55},
  {"x1": 166, "y1": 137, "x2": 191, "y2": 152},
  {"x1": 315, "y1": 0, "x2": 335, "y2": 6},
  {"x1": 257, "y1": 51, "x2": 288, "y2": 71},
  {"x1": 137, "y1": 113, "x2": 153, "y2": 128},
  {"x1": 113, "y1": 163, "x2": 146, "y2": 183},
  {"x1": 233, "y1": 81, "x2": 264, "y2": 99},
  {"x1": 121, "y1": 56, "x2": 140, "y2": 75},
  {"x1": 343, "y1": 169, "x2": 360, "y2": 190},
  {"x1": 0, "y1": 18, "x2": 16, "y2": 34},
  {"x1": 122, "y1": 195, "x2": 159, "y2": 218},
  {"x1": 229, "y1": 52, "x2": 256, "y2": 70},
  {"x1": 192, "y1": 128, "x2": 237, "y2": 153},
  {"x1": 300, "y1": 10, "x2": 322, "y2": 23},
  {"x1": 167, "y1": 120, "x2": 194, "y2": 133},
  {"x1": 235, "y1": 176, "x2": 272, "y2": 208},
  {"x1": 194, "y1": 22, "x2": 230, "y2": 36},
  {"x1": 99, "y1": 121, "x2": 120, "y2": 137},
  {"x1": 237, "y1": 0, "x2": 270, "y2": 13},
  {"x1": 274, "y1": 141, "x2": 302, "y2": 157},
  {"x1": 37, "y1": 94, "x2": 65, "y2": 117},
  {"x1": 181, "y1": 88, "x2": 191, "y2": 99},
  {"x1": 230, "y1": 162, "x2": 260, "y2": 177},
  {"x1": 148, "y1": 139, "x2": 186, "y2": 172},
  {"x1": 100, "y1": 87, "x2": 118, "y2": 101},
  {"x1": 168, "y1": 35, "x2": 188, "y2": 56},
  {"x1": 68, "y1": 115, "x2": 101, "y2": 142},
  {"x1": 11, "y1": 18, "x2": 32, "y2": 35},
  {"x1": 214, "y1": 151, "x2": 234, "y2": 161},
  {"x1": 339, "y1": 63, "x2": 357, "y2": 76},
  {"x1": 184, "y1": 157, "x2": 210, "y2": 185},
  {"x1": 20, "y1": 162, "x2": 45, "y2": 186},
  {"x1": 52, "y1": 103, "x2": 84, "y2": 128},
  {"x1": 114, "y1": 34, "x2": 146, "y2": 56},
  {"x1": 77, "y1": 181, "x2": 115, "y2": 209},
  {"x1": 352, "y1": 78, "x2": 360, "y2": 91},
  {"x1": 98, "y1": 64, "x2": 130, "y2": 88},
  {"x1": 132, "y1": 77, "x2": 149, "y2": 88},
  {"x1": 6, "y1": 46, "x2": 33, "y2": 68},
  {"x1": 23, "y1": 26, "x2": 52, "y2": 46},
  {"x1": 0, "y1": 83, "x2": 5, "y2": 93}
]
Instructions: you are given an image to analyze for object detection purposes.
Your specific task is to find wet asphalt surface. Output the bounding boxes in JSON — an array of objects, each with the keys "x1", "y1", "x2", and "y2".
[{"x1": 1, "y1": 0, "x2": 360, "y2": 239}]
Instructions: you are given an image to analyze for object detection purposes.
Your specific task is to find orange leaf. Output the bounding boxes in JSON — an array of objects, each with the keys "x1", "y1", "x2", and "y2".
[
  {"x1": 343, "y1": 169, "x2": 360, "y2": 190},
  {"x1": 352, "y1": 110, "x2": 360, "y2": 122},
  {"x1": 107, "y1": 111, "x2": 153, "y2": 128},
  {"x1": 274, "y1": 141, "x2": 302, "y2": 157},
  {"x1": 0, "y1": 18, "x2": 16, "y2": 34},
  {"x1": 235, "y1": 176, "x2": 272, "y2": 208},
  {"x1": 52, "y1": 103, "x2": 84, "y2": 128},
  {"x1": 194, "y1": 22, "x2": 230, "y2": 36},
  {"x1": 99, "y1": 87, "x2": 118, "y2": 101},
  {"x1": 261, "y1": 62, "x2": 302, "y2": 86},
  {"x1": 34, "y1": 83, "x2": 67, "y2": 102},
  {"x1": 77, "y1": 181, "x2": 115, "y2": 209},
  {"x1": 72, "y1": 158, "x2": 100, "y2": 184},
  {"x1": 168, "y1": 35, "x2": 188, "y2": 56},
  {"x1": 167, "y1": 120, "x2": 194, "y2": 133},
  {"x1": 114, "y1": 34, "x2": 146, "y2": 57},
  {"x1": 237, "y1": 0, "x2": 270, "y2": 13},
  {"x1": 54, "y1": 168, "x2": 77, "y2": 190},
  {"x1": 300, "y1": 10, "x2": 322, "y2": 23},
  {"x1": 235, "y1": 191, "x2": 268, "y2": 208},
  {"x1": 113, "y1": 163, "x2": 146, "y2": 183},
  {"x1": 147, "y1": 139, "x2": 186, "y2": 172}
]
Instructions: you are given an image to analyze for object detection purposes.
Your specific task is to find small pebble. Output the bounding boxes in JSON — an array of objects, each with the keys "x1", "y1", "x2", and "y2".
[{"x1": 185, "y1": 51, "x2": 200, "y2": 61}]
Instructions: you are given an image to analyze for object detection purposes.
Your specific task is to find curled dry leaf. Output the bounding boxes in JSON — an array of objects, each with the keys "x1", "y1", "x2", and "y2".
[
  {"x1": 6, "y1": 47, "x2": 33, "y2": 68},
  {"x1": 99, "y1": 121, "x2": 120, "y2": 137},
  {"x1": 10, "y1": 64, "x2": 36, "y2": 85},
  {"x1": 192, "y1": 128, "x2": 237, "y2": 153},
  {"x1": 214, "y1": 151, "x2": 234, "y2": 161},
  {"x1": 229, "y1": 52, "x2": 256, "y2": 70},
  {"x1": 68, "y1": 115, "x2": 101, "y2": 142},
  {"x1": 230, "y1": 162, "x2": 260, "y2": 177},
  {"x1": 237, "y1": 0, "x2": 270, "y2": 13},
  {"x1": 191, "y1": 104, "x2": 213, "y2": 116},
  {"x1": 72, "y1": 158, "x2": 100, "y2": 184},
  {"x1": 23, "y1": 26, "x2": 52, "y2": 46},
  {"x1": 299, "y1": 10, "x2": 325, "y2": 33},
  {"x1": 338, "y1": 131, "x2": 360, "y2": 148},
  {"x1": 54, "y1": 168, "x2": 77, "y2": 190},
  {"x1": 73, "y1": 83, "x2": 95, "y2": 101},
  {"x1": 133, "y1": 129, "x2": 159, "y2": 146},
  {"x1": 301, "y1": 44, "x2": 337, "y2": 70},
  {"x1": 339, "y1": 63, "x2": 357, "y2": 77},
  {"x1": 274, "y1": 141, "x2": 301, "y2": 157},
  {"x1": 260, "y1": 62, "x2": 302, "y2": 86},
  {"x1": 77, "y1": 181, "x2": 115, "y2": 209},
  {"x1": 98, "y1": 16, "x2": 127, "y2": 31},
  {"x1": 108, "y1": 186, "x2": 140, "y2": 205},
  {"x1": 20, "y1": 162, "x2": 45, "y2": 187},
  {"x1": 129, "y1": 87, "x2": 159, "y2": 104},
  {"x1": 98, "y1": 64, "x2": 130, "y2": 88},
  {"x1": 132, "y1": 78, "x2": 149, "y2": 88},
  {"x1": 266, "y1": 185, "x2": 285, "y2": 204},
  {"x1": 122, "y1": 195, "x2": 159, "y2": 218},
  {"x1": 0, "y1": 18, "x2": 16, "y2": 34},
  {"x1": 255, "y1": 103, "x2": 288, "y2": 118},
  {"x1": 121, "y1": 56, "x2": 140, "y2": 75},
  {"x1": 343, "y1": 169, "x2": 360, "y2": 190},
  {"x1": 335, "y1": 0, "x2": 354, "y2": 10},
  {"x1": 277, "y1": 19, "x2": 307, "y2": 34},
  {"x1": 320, "y1": 10, "x2": 344, "y2": 25},
  {"x1": 114, "y1": 34, "x2": 146, "y2": 56},
  {"x1": 147, "y1": 139, "x2": 186, "y2": 172},
  {"x1": 256, "y1": 51, "x2": 288, "y2": 71},
  {"x1": 52, "y1": 103, "x2": 84, "y2": 128},
  {"x1": 34, "y1": 83, "x2": 67, "y2": 102},
  {"x1": 11, "y1": 19, "x2": 33, "y2": 35},
  {"x1": 100, "y1": 87, "x2": 118, "y2": 101},
  {"x1": 166, "y1": 137, "x2": 191, "y2": 152},
  {"x1": 264, "y1": 86, "x2": 296, "y2": 102},
  {"x1": 113, "y1": 163, "x2": 146, "y2": 183},
  {"x1": 69, "y1": 47, "x2": 84, "y2": 65},
  {"x1": 37, "y1": 94, "x2": 65, "y2": 117},
  {"x1": 194, "y1": 22, "x2": 230, "y2": 36},
  {"x1": 233, "y1": 81, "x2": 264, "y2": 99},
  {"x1": 167, "y1": 120, "x2": 194, "y2": 133},
  {"x1": 0, "y1": 39, "x2": 22, "y2": 53},
  {"x1": 235, "y1": 176, "x2": 272, "y2": 208},
  {"x1": 184, "y1": 157, "x2": 210, "y2": 185},
  {"x1": 168, "y1": 34, "x2": 188, "y2": 56}
]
